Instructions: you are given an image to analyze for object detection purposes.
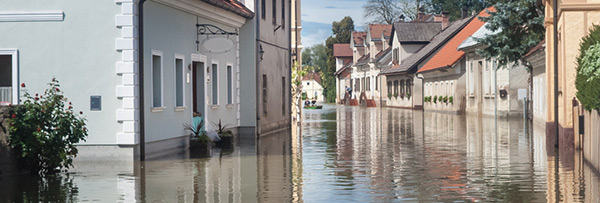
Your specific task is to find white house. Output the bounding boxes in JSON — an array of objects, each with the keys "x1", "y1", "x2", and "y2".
[
  {"x1": 302, "y1": 73, "x2": 324, "y2": 102},
  {"x1": 458, "y1": 22, "x2": 528, "y2": 117},
  {"x1": 0, "y1": 0, "x2": 273, "y2": 161}
]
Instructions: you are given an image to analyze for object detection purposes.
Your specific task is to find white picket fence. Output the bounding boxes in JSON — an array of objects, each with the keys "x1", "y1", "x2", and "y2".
[{"x1": 0, "y1": 87, "x2": 11, "y2": 105}]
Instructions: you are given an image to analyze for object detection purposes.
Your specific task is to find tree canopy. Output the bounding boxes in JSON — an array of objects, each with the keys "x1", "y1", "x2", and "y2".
[
  {"x1": 426, "y1": 0, "x2": 491, "y2": 21},
  {"x1": 322, "y1": 16, "x2": 355, "y2": 103},
  {"x1": 475, "y1": 0, "x2": 544, "y2": 69}
]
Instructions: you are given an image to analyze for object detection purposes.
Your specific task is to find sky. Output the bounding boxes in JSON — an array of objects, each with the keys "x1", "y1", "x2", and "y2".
[{"x1": 301, "y1": 0, "x2": 367, "y2": 48}]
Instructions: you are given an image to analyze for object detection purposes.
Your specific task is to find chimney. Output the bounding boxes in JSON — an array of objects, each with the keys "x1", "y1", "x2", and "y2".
[
  {"x1": 461, "y1": 8, "x2": 468, "y2": 19},
  {"x1": 417, "y1": 12, "x2": 425, "y2": 21},
  {"x1": 441, "y1": 11, "x2": 450, "y2": 29}
]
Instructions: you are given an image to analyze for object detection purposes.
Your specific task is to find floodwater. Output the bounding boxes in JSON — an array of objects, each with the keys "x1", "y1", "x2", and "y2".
[{"x1": 1, "y1": 104, "x2": 600, "y2": 202}]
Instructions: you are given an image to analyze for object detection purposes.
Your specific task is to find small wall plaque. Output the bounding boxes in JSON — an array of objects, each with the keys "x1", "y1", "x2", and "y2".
[{"x1": 90, "y1": 96, "x2": 101, "y2": 111}]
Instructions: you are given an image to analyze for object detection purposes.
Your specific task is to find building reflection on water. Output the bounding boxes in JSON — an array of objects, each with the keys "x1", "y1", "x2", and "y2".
[{"x1": 1, "y1": 104, "x2": 599, "y2": 202}]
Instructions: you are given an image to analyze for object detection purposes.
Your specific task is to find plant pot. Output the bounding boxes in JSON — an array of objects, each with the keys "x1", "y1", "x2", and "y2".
[
  {"x1": 215, "y1": 133, "x2": 234, "y2": 149},
  {"x1": 189, "y1": 137, "x2": 213, "y2": 158}
]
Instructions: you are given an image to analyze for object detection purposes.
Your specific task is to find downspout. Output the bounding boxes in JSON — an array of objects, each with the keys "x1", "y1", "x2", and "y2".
[
  {"x1": 138, "y1": 0, "x2": 147, "y2": 161},
  {"x1": 255, "y1": 0, "x2": 261, "y2": 137},
  {"x1": 416, "y1": 73, "x2": 424, "y2": 110},
  {"x1": 288, "y1": 0, "x2": 292, "y2": 137},
  {"x1": 553, "y1": 0, "x2": 559, "y2": 148},
  {"x1": 295, "y1": 0, "x2": 300, "y2": 123}
]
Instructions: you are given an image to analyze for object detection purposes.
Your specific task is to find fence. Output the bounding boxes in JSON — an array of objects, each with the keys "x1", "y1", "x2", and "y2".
[
  {"x1": 0, "y1": 87, "x2": 11, "y2": 105},
  {"x1": 582, "y1": 109, "x2": 600, "y2": 172}
]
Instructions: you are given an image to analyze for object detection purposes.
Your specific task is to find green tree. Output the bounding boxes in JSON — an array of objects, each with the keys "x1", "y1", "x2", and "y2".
[
  {"x1": 426, "y1": 0, "x2": 491, "y2": 21},
  {"x1": 475, "y1": 0, "x2": 544, "y2": 69},
  {"x1": 575, "y1": 25, "x2": 600, "y2": 111},
  {"x1": 324, "y1": 17, "x2": 355, "y2": 103},
  {"x1": 302, "y1": 46, "x2": 313, "y2": 66}
]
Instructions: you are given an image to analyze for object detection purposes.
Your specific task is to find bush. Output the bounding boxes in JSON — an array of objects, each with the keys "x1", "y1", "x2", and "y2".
[
  {"x1": 449, "y1": 96, "x2": 454, "y2": 104},
  {"x1": 301, "y1": 92, "x2": 307, "y2": 100},
  {"x1": 388, "y1": 93, "x2": 392, "y2": 99},
  {"x1": 393, "y1": 93, "x2": 398, "y2": 98},
  {"x1": 576, "y1": 25, "x2": 600, "y2": 111},
  {"x1": 443, "y1": 96, "x2": 448, "y2": 103},
  {"x1": 7, "y1": 79, "x2": 88, "y2": 174},
  {"x1": 433, "y1": 96, "x2": 438, "y2": 103}
]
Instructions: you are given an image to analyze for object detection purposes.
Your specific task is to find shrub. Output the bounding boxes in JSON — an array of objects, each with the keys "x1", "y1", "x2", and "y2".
[
  {"x1": 576, "y1": 25, "x2": 600, "y2": 111},
  {"x1": 443, "y1": 96, "x2": 448, "y2": 103},
  {"x1": 301, "y1": 92, "x2": 307, "y2": 100},
  {"x1": 7, "y1": 79, "x2": 88, "y2": 174},
  {"x1": 388, "y1": 93, "x2": 392, "y2": 99},
  {"x1": 449, "y1": 96, "x2": 454, "y2": 104},
  {"x1": 433, "y1": 96, "x2": 438, "y2": 103},
  {"x1": 393, "y1": 93, "x2": 398, "y2": 98}
]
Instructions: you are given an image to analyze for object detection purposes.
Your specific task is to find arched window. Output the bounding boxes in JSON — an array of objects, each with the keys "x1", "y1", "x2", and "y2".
[
  {"x1": 406, "y1": 79, "x2": 412, "y2": 98},
  {"x1": 393, "y1": 80, "x2": 399, "y2": 96},
  {"x1": 400, "y1": 80, "x2": 405, "y2": 98}
]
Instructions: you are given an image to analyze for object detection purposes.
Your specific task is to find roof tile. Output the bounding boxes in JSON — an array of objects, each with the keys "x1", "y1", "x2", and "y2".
[
  {"x1": 333, "y1": 44, "x2": 353, "y2": 57},
  {"x1": 418, "y1": 7, "x2": 494, "y2": 73}
]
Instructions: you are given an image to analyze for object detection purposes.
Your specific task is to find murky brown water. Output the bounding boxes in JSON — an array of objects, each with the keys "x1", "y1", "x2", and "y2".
[{"x1": 1, "y1": 104, "x2": 599, "y2": 202}]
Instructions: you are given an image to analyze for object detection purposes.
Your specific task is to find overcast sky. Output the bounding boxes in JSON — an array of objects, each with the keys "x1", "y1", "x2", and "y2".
[{"x1": 301, "y1": 0, "x2": 367, "y2": 48}]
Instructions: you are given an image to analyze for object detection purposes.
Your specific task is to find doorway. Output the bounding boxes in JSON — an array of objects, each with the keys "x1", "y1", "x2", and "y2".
[{"x1": 192, "y1": 61, "x2": 206, "y2": 119}]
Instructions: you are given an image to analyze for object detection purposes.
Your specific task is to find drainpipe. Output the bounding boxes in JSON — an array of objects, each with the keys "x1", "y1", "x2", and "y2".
[
  {"x1": 553, "y1": 0, "x2": 559, "y2": 148},
  {"x1": 255, "y1": 1, "x2": 261, "y2": 137},
  {"x1": 288, "y1": 0, "x2": 292, "y2": 137},
  {"x1": 138, "y1": 0, "x2": 147, "y2": 161}
]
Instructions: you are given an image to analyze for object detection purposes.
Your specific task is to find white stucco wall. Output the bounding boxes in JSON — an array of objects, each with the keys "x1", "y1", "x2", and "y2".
[
  {"x1": 0, "y1": 0, "x2": 122, "y2": 144},
  {"x1": 302, "y1": 79, "x2": 324, "y2": 102},
  {"x1": 143, "y1": 1, "x2": 244, "y2": 142}
]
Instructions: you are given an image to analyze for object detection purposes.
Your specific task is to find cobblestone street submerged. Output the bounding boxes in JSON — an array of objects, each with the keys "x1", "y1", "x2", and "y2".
[{"x1": 1, "y1": 104, "x2": 599, "y2": 202}]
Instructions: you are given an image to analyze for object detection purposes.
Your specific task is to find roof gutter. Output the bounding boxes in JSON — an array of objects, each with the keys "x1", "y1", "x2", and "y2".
[{"x1": 137, "y1": 0, "x2": 147, "y2": 161}]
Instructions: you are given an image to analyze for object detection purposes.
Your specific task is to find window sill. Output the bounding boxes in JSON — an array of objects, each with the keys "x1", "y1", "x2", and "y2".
[
  {"x1": 468, "y1": 94, "x2": 475, "y2": 98},
  {"x1": 174, "y1": 106, "x2": 186, "y2": 112},
  {"x1": 484, "y1": 95, "x2": 495, "y2": 99},
  {"x1": 151, "y1": 107, "x2": 165, "y2": 113},
  {"x1": 226, "y1": 104, "x2": 235, "y2": 108},
  {"x1": 211, "y1": 105, "x2": 220, "y2": 109}
]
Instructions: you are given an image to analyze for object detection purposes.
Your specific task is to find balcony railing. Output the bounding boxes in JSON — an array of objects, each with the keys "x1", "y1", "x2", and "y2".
[{"x1": 0, "y1": 87, "x2": 12, "y2": 105}]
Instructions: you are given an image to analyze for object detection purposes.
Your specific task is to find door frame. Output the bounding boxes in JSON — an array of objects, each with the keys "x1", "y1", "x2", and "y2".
[{"x1": 191, "y1": 53, "x2": 208, "y2": 122}]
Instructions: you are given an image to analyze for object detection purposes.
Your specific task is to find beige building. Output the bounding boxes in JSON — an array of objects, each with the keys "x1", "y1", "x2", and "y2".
[
  {"x1": 544, "y1": 0, "x2": 600, "y2": 172},
  {"x1": 459, "y1": 24, "x2": 529, "y2": 117}
]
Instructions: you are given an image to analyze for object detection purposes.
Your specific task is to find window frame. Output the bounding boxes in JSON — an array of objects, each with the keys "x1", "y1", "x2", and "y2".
[
  {"x1": 0, "y1": 49, "x2": 19, "y2": 105},
  {"x1": 226, "y1": 63, "x2": 234, "y2": 105},
  {"x1": 211, "y1": 61, "x2": 219, "y2": 106},
  {"x1": 174, "y1": 54, "x2": 185, "y2": 109},
  {"x1": 151, "y1": 50, "x2": 164, "y2": 110},
  {"x1": 272, "y1": 0, "x2": 277, "y2": 25}
]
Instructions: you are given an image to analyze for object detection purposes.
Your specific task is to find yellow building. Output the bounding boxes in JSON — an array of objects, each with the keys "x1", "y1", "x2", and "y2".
[{"x1": 544, "y1": 0, "x2": 600, "y2": 143}]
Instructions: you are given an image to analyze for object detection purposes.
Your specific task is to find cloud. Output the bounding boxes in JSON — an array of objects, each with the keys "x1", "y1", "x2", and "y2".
[
  {"x1": 324, "y1": 6, "x2": 337, "y2": 9},
  {"x1": 301, "y1": 20, "x2": 332, "y2": 47},
  {"x1": 302, "y1": 0, "x2": 367, "y2": 25}
]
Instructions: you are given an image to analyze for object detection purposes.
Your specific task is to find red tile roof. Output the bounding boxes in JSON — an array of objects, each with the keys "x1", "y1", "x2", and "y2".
[
  {"x1": 523, "y1": 40, "x2": 545, "y2": 58},
  {"x1": 333, "y1": 44, "x2": 353, "y2": 57},
  {"x1": 302, "y1": 72, "x2": 322, "y2": 85},
  {"x1": 418, "y1": 7, "x2": 494, "y2": 73},
  {"x1": 352, "y1": 31, "x2": 368, "y2": 46},
  {"x1": 200, "y1": 0, "x2": 255, "y2": 19},
  {"x1": 369, "y1": 24, "x2": 393, "y2": 39}
]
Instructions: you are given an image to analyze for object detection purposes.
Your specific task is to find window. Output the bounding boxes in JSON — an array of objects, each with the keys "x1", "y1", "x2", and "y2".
[
  {"x1": 212, "y1": 63, "x2": 218, "y2": 105},
  {"x1": 175, "y1": 56, "x2": 184, "y2": 107},
  {"x1": 400, "y1": 80, "x2": 405, "y2": 97},
  {"x1": 0, "y1": 49, "x2": 17, "y2": 105},
  {"x1": 152, "y1": 51, "x2": 163, "y2": 108},
  {"x1": 307, "y1": 82, "x2": 310, "y2": 85},
  {"x1": 393, "y1": 80, "x2": 398, "y2": 95},
  {"x1": 406, "y1": 79, "x2": 412, "y2": 97},
  {"x1": 281, "y1": 0, "x2": 285, "y2": 28},
  {"x1": 263, "y1": 74, "x2": 267, "y2": 115},
  {"x1": 261, "y1": 0, "x2": 266, "y2": 19},
  {"x1": 282, "y1": 77, "x2": 285, "y2": 115},
  {"x1": 366, "y1": 77, "x2": 370, "y2": 91},
  {"x1": 393, "y1": 48, "x2": 399, "y2": 62},
  {"x1": 387, "y1": 81, "x2": 392, "y2": 95},
  {"x1": 227, "y1": 65, "x2": 233, "y2": 104},
  {"x1": 375, "y1": 76, "x2": 378, "y2": 91},
  {"x1": 484, "y1": 60, "x2": 489, "y2": 95},
  {"x1": 469, "y1": 62, "x2": 474, "y2": 95},
  {"x1": 272, "y1": 0, "x2": 276, "y2": 25}
]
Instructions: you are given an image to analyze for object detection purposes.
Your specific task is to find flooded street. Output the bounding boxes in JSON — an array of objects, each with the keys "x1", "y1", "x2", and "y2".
[{"x1": 2, "y1": 104, "x2": 600, "y2": 202}]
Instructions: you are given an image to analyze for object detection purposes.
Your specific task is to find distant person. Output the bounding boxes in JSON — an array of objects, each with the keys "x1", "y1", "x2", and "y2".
[
  {"x1": 311, "y1": 98, "x2": 316, "y2": 105},
  {"x1": 305, "y1": 98, "x2": 311, "y2": 106},
  {"x1": 347, "y1": 87, "x2": 352, "y2": 98}
]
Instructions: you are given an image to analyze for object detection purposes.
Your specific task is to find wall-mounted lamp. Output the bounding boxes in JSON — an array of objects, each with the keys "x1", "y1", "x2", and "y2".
[{"x1": 259, "y1": 44, "x2": 265, "y2": 61}]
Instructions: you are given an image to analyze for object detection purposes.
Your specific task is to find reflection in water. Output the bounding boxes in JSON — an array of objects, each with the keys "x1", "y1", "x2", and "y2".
[
  {"x1": 300, "y1": 104, "x2": 600, "y2": 202},
  {"x1": 1, "y1": 104, "x2": 600, "y2": 202}
]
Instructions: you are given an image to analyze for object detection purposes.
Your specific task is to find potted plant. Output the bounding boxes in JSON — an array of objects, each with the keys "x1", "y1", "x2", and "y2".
[
  {"x1": 184, "y1": 114, "x2": 212, "y2": 157},
  {"x1": 213, "y1": 119, "x2": 234, "y2": 148}
]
